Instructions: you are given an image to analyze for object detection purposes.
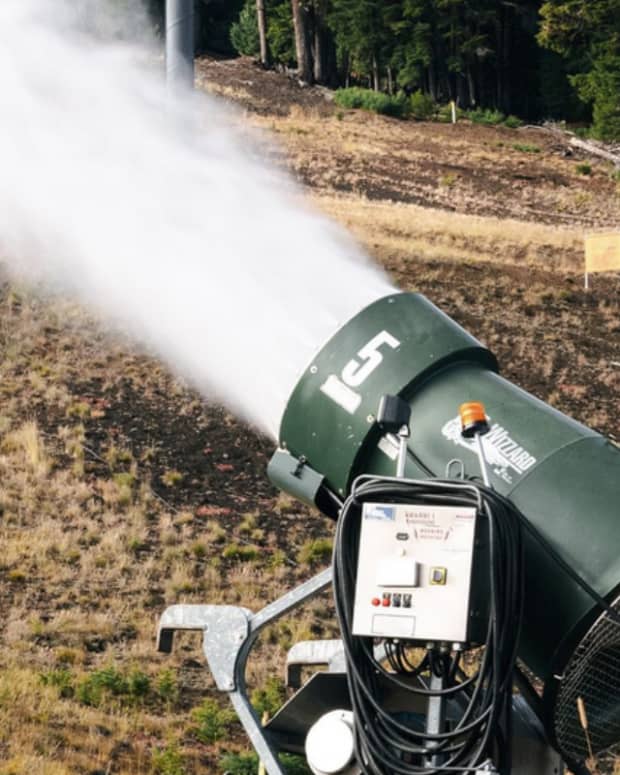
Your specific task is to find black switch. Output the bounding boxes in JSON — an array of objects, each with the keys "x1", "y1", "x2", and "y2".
[{"x1": 377, "y1": 394, "x2": 411, "y2": 434}]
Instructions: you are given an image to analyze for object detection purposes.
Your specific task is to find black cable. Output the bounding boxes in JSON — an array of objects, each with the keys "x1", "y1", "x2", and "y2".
[{"x1": 332, "y1": 475, "x2": 525, "y2": 775}]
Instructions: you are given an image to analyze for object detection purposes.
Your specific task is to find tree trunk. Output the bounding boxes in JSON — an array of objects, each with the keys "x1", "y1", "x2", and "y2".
[
  {"x1": 256, "y1": 0, "x2": 269, "y2": 67},
  {"x1": 495, "y1": 12, "x2": 504, "y2": 110},
  {"x1": 457, "y1": 74, "x2": 467, "y2": 107},
  {"x1": 372, "y1": 54, "x2": 380, "y2": 91},
  {"x1": 291, "y1": 0, "x2": 313, "y2": 83},
  {"x1": 313, "y1": 9, "x2": 325, "y2": 83},
  {"x1": 428, "y1": 61, "x2": 438, "y2": 101},
  {"x1": 467, "y1": 65, "x2": 476, "y2": 107},
  {"x1": 502, "y1": 5, "x2": 512, "y2": 114},
  {"x1": 387, "y1": 66, "x2": 393, "y2": 95}
]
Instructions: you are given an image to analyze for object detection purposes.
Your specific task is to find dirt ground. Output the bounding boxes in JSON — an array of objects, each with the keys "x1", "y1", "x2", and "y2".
[
  {"x1": 197, "y1": 56, "x2": 620, "y2": 228},
  {"x1": 0, "y1": 56, "x2": 618, "y2": 775}
]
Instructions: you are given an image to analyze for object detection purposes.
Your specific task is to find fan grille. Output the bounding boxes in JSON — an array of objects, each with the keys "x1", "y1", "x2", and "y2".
[{"x1": 553, "y1": 596, "x2": 620, "y2": 764}]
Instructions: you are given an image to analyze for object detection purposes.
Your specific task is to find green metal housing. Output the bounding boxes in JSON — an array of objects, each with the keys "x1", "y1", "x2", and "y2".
[{"x1": 272, "y1": 292, "x2": 620, "y2": 715}]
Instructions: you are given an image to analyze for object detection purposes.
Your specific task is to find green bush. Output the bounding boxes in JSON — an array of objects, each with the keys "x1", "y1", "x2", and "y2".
[
  {"x1": 296, "y1": 538, "x2": 333, "y2": 565},
  {"x1": 468, "y1": 108, "x2": 505, "y2": 126},
  {"x1": 436, "y1": 103, "x2": 463, "y2": 123},
  {"x1": 152, "y1": 742, "x2": 186, "y2": 775},
  {"x1": 503, "y1": 114, "x2": 523, "y2": 128},
  {"x1": 409, "y1": 90, "x2": 436, "y2": 120},
  {"x1": 251, "y1": 676, "x2": 285, "y2": 718},
  {"x1": 334, "y1": 88, "x2": 409, "y2": 118},
  {"x1": 157, "y1": 668, "x2": 179, "y2": 705},
  {"x1": 219, "y1": 752, "x2": 311, "y2": 775},
  {"x1": 512, "y1": 143, "x2": 541, "y2": 154},
  {"x1": 230, "y1": 0, "x2": 259, "y2": 57},
  {"x1": 576, "y1": 162, "x2": 592, "y2": 175},
  {"x1": 192, "y1": 697, "x2": 237, "y2": 744},
  {"x1": 76, "y1": 666, "x2": 150, "y2": 708},
  {"x1": 40, "y1": 668, "x2": 74, "y2": 699},
  {"x1": 222, "y1": 543, "x2": 260, "y2": 562}
]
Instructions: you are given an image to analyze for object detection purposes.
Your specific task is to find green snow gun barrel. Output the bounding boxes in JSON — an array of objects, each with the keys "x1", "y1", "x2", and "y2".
[{"x1": 268, "y1": 292, "x2": 620, "y2": 765}]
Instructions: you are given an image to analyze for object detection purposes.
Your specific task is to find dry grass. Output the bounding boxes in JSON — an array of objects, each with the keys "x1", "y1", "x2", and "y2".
[{"x1": 312, "y1": 191, "x2": 584, "y2": 271}]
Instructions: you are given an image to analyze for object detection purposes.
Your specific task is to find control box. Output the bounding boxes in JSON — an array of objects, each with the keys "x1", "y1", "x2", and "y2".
[{"x1": 352, "y1": 502, "x2": 479, "y2": 644}]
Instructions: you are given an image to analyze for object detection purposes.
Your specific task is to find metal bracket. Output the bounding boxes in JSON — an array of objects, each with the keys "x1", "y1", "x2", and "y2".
[
  {"x1": 286, "y1": 639, "x2": 344, "y2": 689},
  {"x1": 157, "y1": 604, "x2": 251, "y2": 691},
  {"x1": 157, "y1": 567, "x2": 333, "y2": 775}
]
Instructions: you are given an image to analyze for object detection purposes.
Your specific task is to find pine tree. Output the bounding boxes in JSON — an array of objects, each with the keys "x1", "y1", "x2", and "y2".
[
  {"x1": 539, "y1": 0, "x2": 620, "y2": 138},
  {"x1": 329, "y1": 0, "x2": 390, "y2": 89},
  {"x1": 230, "y1": 0, "x2": 260, "y2": 57}
]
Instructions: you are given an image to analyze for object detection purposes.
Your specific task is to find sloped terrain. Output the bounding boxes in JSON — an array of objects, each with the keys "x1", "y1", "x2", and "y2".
[{"x1": 0, "y1": 56, "x2": 618, "y2": 775}]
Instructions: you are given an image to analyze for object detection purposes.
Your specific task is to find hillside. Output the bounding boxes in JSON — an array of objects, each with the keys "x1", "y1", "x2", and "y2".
[{"x1": 1, "y1": 57, "x2": 619, "y2": 775}]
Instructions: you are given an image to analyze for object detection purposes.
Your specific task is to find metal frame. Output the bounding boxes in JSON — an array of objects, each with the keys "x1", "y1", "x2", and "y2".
[
  {"x1": 158, "y1": 568, "x2": 333, "y2": 775},
  {"x1": 158, "y1": 567, "x2": 565, "y2": 775}
]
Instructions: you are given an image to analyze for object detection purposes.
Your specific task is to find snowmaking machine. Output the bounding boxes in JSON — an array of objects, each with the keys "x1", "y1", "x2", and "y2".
[{"x1": 157, "y1": 292, "x2": 620, "y2": 775}]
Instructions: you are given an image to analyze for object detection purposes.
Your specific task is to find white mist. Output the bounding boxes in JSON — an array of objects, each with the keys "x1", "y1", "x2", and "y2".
[{"x1": 0, "y1": 0, "x2": 393, "y2": 437}]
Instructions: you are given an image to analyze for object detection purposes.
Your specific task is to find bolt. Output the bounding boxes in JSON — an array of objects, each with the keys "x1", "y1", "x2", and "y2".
[
  {"x1": 310, "y1": 365, "x2": 318, "y2": 374},
  {"x1": 367, "y1": 414, "x2": 374, "y2": 423}
]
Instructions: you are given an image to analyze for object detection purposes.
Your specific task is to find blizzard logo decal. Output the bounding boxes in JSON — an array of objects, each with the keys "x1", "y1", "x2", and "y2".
[{"x1": 441, "y1": 416, "x2": 537, "y2": 484}]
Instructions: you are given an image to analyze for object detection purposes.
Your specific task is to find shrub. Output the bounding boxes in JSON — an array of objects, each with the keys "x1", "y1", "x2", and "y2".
[
  {"x1": 468, "y1": 108, "x2": 505, "y2": 126},
  {"x1": 576, "y1": 162, "x2": 592, "y2": 175},
  {"x1": 222, "y1": 543, "x2": 260, "y2": 562},
  {"x1": 77, "y1": 666, "x2": 125, "y2": 707},
  {"x1": 409, "y1": 90, "x2": 436, "y2": 120},
  {"x1": 40, "y1": 668, "x2": 74, "y2": 699},
  {"x1": 192, "y1": 697, "x2": 237, "y2": 744},
  {"x1": 127, "y1": 669, "x2": 150, "y2": 700},
  {"x1": 297, "y1": 538, "x2": 332, "y2": 565},
  {"x1": 439, "y1": 173, "x2": 458, "y2": 187},
  {"x1": 191, "y1": 541, "x2": 207, "y2": 559},
  {"x1": 152, "y1": 742, "x2": 186, "y2": 775},
  {"x1": 334, "y1": 88, "x2": 409, "y2": 118},
  {"x1": 161, "y1": 469, "x2": 183, "y2": 487},
  {"x1": 251, "y1": 676, "x2": 285, "y2": 718},
  {"x1": 512, "y1": 143, "x2": 541, "y2": 154},
  {"x1": 503, "y1": 114, "x2": 523, "y2": 128},
  {"x1": 436, "y1": 102, "x2": 464, "y2": 123},
  {"x1": 76, "y1": 666, "x2": 150, "y2": 708},
  {"x1": 157, "y1": 668, "x2": 179, "y2": 705},
  {"x1": 220, "y1": 752, "x2": 311, "y2": 775}
]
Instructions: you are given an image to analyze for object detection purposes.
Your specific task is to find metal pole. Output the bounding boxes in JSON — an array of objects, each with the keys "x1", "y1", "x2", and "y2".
[
  {"x1": 396, "y1": 426, "x2": 409, "y2": 478},
  {"x1": 424, "y1": 667, "x2": 446, "y2": 768},
  {"x1": 474, "y1": 432, "x2": 491, "y2": 487},
  {"x1": 166, "y1": 0, "x2": 194, "y2": 92}
]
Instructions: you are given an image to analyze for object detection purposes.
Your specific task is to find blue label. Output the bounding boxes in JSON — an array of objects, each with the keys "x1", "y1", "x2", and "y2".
[{"x1": 365, "y1": 505, "x2": 396, "y2": 521}]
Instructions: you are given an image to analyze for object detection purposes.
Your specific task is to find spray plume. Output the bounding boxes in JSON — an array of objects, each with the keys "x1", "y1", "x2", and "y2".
[{"x1": 0, "y1": 0, "x2": 392, "y2": 436}]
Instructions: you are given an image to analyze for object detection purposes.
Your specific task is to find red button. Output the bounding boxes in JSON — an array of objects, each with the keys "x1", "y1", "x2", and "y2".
[
  {"x1": 382, "y1": 597, "x2": 391, "y2": 607},
  {"x1": 371, "y1": 598, "x2": 380, "y2": 607}
]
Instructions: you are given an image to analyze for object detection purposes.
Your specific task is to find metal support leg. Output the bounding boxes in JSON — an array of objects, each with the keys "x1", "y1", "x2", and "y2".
[
  {"x1": 424, "y1": 671, "x2": 446, "y2": 768},
  {"x1": 158, "y1": 568, "x2": 333, "y2": 775}
]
